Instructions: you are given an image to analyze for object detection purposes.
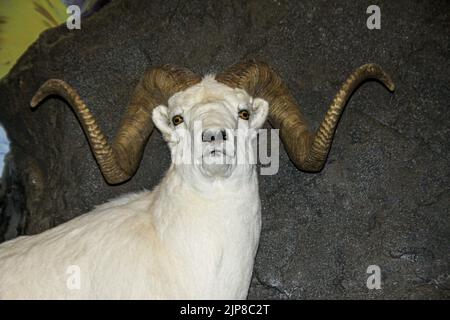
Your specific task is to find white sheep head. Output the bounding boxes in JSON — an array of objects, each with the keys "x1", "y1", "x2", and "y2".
[{"x1": 152, "y1": 75, "x2": 269, "y2": 185}]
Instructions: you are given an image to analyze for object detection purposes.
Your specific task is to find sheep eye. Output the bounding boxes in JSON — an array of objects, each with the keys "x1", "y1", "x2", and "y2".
[
  {"x1": 172, "y1": 115, "x2": 184, "y2": 126},
  {"x1": 238, "y1": 110, "x2": 250, "y2": 120}
]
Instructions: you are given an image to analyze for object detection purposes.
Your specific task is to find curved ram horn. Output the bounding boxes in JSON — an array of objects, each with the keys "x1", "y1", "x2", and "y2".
[
  {"x1": 216, "y1": 60, "x2": 395, "y2": 172},
  {"x1": 31, "y1": 65, "x2": 202, "y2": 184}
]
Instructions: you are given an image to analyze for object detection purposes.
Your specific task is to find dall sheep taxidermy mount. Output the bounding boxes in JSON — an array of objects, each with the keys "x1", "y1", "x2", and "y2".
[{"x1": 0, "y1": 60, "x2": 394, "y2": 299}]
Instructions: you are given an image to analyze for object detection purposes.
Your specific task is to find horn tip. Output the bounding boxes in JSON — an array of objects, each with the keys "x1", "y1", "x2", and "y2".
[
  {"x1": 384, "y1": 75, "x2": 395, "y2": 92},
  {"x1": 30, "y1": 97, "x2": 39, "y2": 108},
  {"x1": 388, "y1": 82, "x2": 395, "y2": 92},
  {"x1": 30, "y1": 93, "x2": 43, "y2": 108}
]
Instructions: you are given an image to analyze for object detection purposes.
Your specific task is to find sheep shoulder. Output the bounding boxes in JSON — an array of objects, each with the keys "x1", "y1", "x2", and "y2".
[{"x1": 0, "y1": 190, "x2": 160, "y2": 299}]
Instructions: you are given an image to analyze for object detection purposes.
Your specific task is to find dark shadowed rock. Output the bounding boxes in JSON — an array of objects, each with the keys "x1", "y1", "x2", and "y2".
[{"x1": 0, "y1": 0, "x2": 448, "y2": 299}]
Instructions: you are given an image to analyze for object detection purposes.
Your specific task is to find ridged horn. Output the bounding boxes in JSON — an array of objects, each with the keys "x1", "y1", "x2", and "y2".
[
  {"x1": 31, "y1": 65, "x2": 202, "y2": 184},
  {"x1": 216, "y1": 60, "x2": 395, "y2": 171}
]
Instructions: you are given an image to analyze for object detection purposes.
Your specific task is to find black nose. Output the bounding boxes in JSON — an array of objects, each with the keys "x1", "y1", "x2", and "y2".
[{"x1": 202, "y1": 129, "x2": 227, "y2": 142}]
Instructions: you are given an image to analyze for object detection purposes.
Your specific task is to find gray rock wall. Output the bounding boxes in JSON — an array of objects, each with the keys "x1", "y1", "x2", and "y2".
[{"x1": 0, "y1": 0, "x2": 448, "y2": 299}]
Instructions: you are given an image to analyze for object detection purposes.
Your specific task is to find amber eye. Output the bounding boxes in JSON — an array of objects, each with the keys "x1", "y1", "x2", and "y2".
[
  {"x1": 238, "y1": 110, "x2": 250, "y2": 120},
  {"x1": 172, "y1": 115, "x2": 184, "y2": 126}
]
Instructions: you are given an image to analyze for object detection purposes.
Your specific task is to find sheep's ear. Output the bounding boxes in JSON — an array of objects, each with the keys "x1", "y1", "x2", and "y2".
[
  {"x1": 152, "y1": 105, "x2": 176, "y2": 142},
  {"x1": 250, "y1": 98, "x2": 269, "y2": 129}
]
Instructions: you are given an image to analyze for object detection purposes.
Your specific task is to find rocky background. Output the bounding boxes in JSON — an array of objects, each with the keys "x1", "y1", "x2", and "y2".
[{"x1": 0, "y1": 0, "x2": 448, "y2": 299}]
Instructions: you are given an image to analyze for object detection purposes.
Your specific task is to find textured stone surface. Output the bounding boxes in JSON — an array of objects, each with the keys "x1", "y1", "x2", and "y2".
[{"x1": 0, "y1": 0, "x2": 448, "y2": 299}]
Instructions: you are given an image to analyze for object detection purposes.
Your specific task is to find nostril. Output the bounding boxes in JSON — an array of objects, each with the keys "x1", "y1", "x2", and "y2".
[
  {"x1": 221, "y1": 130, "x2": 227, "y2": 141},
  {"x1": 202, "y1": 129, "x2": 227, "y2": 142},
  {"x1": 202, "y1": 130, "x2": 214, "y2": 142}
]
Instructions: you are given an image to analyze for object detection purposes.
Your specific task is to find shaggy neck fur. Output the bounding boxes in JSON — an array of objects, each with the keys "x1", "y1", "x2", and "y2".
[{"x1": 148, "y1": 164, "x2": 261, "y2": 299}]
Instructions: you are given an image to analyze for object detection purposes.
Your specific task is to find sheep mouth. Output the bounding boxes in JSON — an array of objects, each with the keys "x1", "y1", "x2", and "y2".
[
  {"x1": 210, "y1": 149, "x2": 223, "y2": 156},
  {"x1": 202, "y1": 146, "x2": 233, "y2": 158},
  {"x1": 200, "y1": 148, "x2": 234, "y2": 178}
]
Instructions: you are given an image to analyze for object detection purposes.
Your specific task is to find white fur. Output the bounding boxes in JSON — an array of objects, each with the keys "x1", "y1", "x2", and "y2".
[{"x1": 0, "y1": 77, "x2": 269, "y2": 299}]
